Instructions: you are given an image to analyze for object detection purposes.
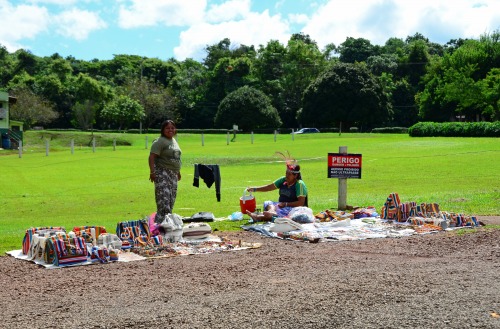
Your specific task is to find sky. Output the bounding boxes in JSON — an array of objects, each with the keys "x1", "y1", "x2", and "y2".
[{"x1": 1, "y1": 0, "x2": 499, "y2": 62}]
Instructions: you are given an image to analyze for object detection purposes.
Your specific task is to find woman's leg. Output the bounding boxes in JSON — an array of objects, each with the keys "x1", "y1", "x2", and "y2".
[
  {"x1": 246, "y1": 203, "x2": 276, "y2": 221},
  {"x1": 154, "y1": 168, "x2": 178, "y2": 224}
]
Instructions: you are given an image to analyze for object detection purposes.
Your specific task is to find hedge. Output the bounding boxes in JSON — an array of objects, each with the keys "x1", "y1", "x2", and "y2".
[{"x1": 408, "y1": 121, "x2": 500, "y2": 137}]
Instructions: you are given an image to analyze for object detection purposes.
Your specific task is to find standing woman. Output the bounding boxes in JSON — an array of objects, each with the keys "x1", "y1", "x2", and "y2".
[{"x1": 149, "y1": 120, "x2": 182, "y2": 224}]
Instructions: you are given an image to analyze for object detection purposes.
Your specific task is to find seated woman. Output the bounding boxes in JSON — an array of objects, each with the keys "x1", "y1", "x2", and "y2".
[{"x1": 246, "y1": 162, "x2": 307, "y2": 222}]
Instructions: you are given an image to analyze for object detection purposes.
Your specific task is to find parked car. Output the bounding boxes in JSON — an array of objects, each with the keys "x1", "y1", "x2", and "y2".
[{"x1": 291, "y1": 128, "x2": 320, "y2": 134}]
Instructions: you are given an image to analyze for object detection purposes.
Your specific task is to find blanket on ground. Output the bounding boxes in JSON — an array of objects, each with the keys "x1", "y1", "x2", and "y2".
[
  {"x1": 7, "y1": 235, "x2": 261, "y2": 268},
  {"x1": 242, "y1": 217, "x2": 475, "y2": 243}
]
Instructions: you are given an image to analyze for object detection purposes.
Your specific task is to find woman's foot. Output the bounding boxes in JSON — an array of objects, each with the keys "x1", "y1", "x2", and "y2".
[{"x1": 246, "y1": 210, "x2": 261, "y2": 222}]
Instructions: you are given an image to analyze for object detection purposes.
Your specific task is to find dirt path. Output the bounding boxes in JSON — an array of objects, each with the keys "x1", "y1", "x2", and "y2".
[{"x1": 1, "y1": 216, "x2": 499, "y2": 328}]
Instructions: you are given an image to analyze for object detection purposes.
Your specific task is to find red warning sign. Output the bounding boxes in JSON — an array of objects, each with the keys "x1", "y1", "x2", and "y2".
[{"x1": 328, "y1": 153, "x2": 362, "y2": 179}]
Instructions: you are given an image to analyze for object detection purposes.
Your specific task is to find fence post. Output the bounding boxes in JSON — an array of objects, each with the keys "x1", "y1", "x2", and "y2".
[
  {"x1": 92, "y1": 137, "x2": 96, "y2": 152},
  {"x1": 291, "y1": 129, "x2": 294, "y2": 141},
  {"x1": 338, "y1": 146, "x2": 348, "y2": 210},
  {"x1": 45, "y1": 140, "x2": 49, "y2": 156},
  {"x1": 227, "y1": 131, "x2": 230, "y2": 145},
  {"x1": 113, "y1": 138, "x2": 116, "y2": 151},
  {"x1": 18, "y1": 141, "x2": 22, "y2": 158},
  {"x1": 251, "y1": 131, "x2": 254, "y2": 144},
  {"x1": 274, "y1": 130, "x2": 277, "y2": 142},
  {"x1": 201, "y1": 133, "x2": 204, "y2": 146},
  {"x1": 145, "y1": 136, "x2": 148, "y2": 149},
  {"x1": 71, "y1": 139, "x2": 74, "y2": 154}
]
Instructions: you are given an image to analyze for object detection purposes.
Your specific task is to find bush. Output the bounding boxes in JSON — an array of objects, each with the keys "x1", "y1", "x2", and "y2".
[{"x1": 408, "y1": 121, "x2": 500, "y2": 137}]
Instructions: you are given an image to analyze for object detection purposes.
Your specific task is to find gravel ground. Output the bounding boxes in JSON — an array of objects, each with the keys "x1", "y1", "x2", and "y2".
[{"x1": 1, "y1": 216, "x2": 499, "y2": 329}]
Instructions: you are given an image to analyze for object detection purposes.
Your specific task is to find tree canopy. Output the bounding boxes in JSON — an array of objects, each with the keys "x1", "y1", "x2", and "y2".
[
  {"x1": 300, "y1": 62, "x2": 391, "y2": 129},
  {"x1": 0, "y1": 29, "x2": 498, "y2": 131},
  {"x1": 214, "y1": 86, "x2": 281, "y2": 130}
]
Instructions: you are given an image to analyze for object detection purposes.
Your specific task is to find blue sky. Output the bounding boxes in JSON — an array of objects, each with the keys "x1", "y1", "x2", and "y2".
[{"x1": 1, "y1": 0, "x2": 499, "y2": 62}]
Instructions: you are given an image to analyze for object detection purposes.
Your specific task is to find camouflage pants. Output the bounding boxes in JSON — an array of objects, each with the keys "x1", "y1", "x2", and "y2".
[{"x1": 154, "y1": 167, "x2": 178, "y2": 224}]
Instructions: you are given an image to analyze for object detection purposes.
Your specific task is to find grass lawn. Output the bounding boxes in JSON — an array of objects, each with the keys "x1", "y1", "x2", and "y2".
[{"x1": 1, "y1": 130, "x2": 499, "y2": 253}]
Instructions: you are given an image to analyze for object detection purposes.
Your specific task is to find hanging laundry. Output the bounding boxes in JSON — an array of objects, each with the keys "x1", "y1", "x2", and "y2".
[{"x1": 193, "y1": 164, "x2": 221, "y2": 201}]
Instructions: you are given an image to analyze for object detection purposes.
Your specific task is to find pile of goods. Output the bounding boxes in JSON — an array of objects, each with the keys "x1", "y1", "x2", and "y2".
[{"x1": 380, "y1": 192, "x2": 479, "y2": 229}]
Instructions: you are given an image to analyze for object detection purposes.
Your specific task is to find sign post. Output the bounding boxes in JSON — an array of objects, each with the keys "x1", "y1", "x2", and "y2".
[{"x1": 328, "y1": 147, "x2": 362, "y2": 210}]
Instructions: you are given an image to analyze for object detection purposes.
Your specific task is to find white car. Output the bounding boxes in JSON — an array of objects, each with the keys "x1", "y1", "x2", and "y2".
[{"x1": 291, "y1": 128, "x2": 320, "y2": 134}]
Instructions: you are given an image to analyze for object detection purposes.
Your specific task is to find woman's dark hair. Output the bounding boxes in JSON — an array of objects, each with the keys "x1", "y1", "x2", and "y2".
[
  {"x1": 160, "y1": 120, "x2": 176, "y2": 137},
  {"x1": 295, "y1": 164, "x2": 302, "y2": 180},
  {"x1": 287, "y1": 164, "x2": 302, "y2": 180}
]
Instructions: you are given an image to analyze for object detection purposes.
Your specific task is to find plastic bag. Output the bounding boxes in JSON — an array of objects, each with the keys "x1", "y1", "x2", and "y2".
[
  {"x1": 228, "y1": 212, "x2": 243, "y2": 221},
  {"x1": 288, "y1": 206, "x2": 315, "y2": 223}
]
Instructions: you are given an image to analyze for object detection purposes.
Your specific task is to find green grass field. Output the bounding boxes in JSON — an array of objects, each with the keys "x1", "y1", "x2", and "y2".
[{"x1": 1, "y1": 131, "x2": 499, "y2": 253}]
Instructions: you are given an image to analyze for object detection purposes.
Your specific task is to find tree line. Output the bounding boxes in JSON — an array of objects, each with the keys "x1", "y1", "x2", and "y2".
[{"x1": 0, "y1": 30, "x2": 498, "y2": 132}]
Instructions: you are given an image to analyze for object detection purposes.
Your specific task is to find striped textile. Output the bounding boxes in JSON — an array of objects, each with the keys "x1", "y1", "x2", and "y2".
[
  {"x1": 116, "y1": 219, "x2": 151, "y2": 249},
  {"x1": 22, "y1": 227, "x2": 65, "y2": 255},
  {"x1": 45, "y1": 235, "x2": 89, "y2": 266}
]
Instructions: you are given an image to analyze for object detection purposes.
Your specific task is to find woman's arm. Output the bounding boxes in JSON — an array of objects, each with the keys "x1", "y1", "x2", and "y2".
[
  {"x1": 247, "y1": 182, "x2": 277, "y2": 193},
  {"x1": 148, "y1": 153, "x2": 157, "y2": 182}
]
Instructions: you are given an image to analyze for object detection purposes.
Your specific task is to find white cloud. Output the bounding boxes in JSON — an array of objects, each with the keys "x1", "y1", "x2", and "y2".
[
  {"x1": 302, "y1": 0, "x2": 500, "y2": 49},
  {"x1": 205, "y1": 0, "x2": 251, "y2": 23},
  {"x1": 53, "y1": 8, "x2": 107, "y2": 40},
  {"x1": 118, "y1": 0, "x2": 207, "y2": 28},
  {"x1": 25, "y1": 0, "x2": 79, "y2": 5},
  {"x1": 0, "y1": 1, "x2": 50, "y2": 51},
  {"x1": 288, "y1": 13, "x2": 309, "y2": 25},
  {"x1": 174, "y1": 9, "x2": 290, "y2": 60}
]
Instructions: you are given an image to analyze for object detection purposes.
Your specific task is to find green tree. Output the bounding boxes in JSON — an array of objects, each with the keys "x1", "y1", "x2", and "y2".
[
  {"x1": 101, "y1": 95, "x2": 144, "y2": 130},
  {"x1": 280, "y1": 34, "x2": 327, "y2": 127},
  {"x1": 169, "y1": 59, "x2": 209, "y2": 128},
  {"x1": 214, "y1": 86, "x2": 281, "y2": 130},
  {"x1": 9, "y1": 85, "x2": 58, "y2": 128},
  {"x1": 417, "y1": 31, "x2": 500, "y2": 121},
  {"x1": 337, "y1": 37, "x2": 378, "y2": 63},
  {"x1": 299, "y1": 62, "x2": 391, "y2": 130},
  {"x1": 480, "y1": 68, "x2": 500, "y2": 120},
  {"x1": 70, "y1": 73, "x2": 112, "y2": 130},
  {"x1": 120, "y1": 77, "x2": 177, "y2": 130}
]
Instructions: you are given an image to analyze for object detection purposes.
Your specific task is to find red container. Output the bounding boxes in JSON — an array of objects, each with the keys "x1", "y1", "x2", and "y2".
[{"x1": 240, "y1": 189, "x2": 256, "y2": 213}]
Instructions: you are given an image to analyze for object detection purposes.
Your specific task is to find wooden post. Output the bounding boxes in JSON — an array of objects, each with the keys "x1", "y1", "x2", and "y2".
[
  {"x1": 18, "y1": 141, "x2": 22, "y2": 158},
  {"x1": 45, "y1": 140, "x2": 49, "y2": 156},
  {"x1": 201, "y1": 132, "x2": 204, "y2": 146},
  {"x1": 71, "y1": 139, "x2": 74, "y2": 154},
  {"x1": 92, "y1": 137, "x2": 96, "y2": 153},
  {"x1": 274, "y1": 130, "x2": 277, "y2": 142},
  {"x1": 291, "y1": 129, "x2": 294, "y2": 141},
  {"x1": 113, "y1": 138, "x2": 116, "y2": 151},
  {"x1": 338, "y1": 146, "x2": 347, "y2": 210},
  {"x1": 251, "y1": 131, "x2": 254, "y2": 144}
]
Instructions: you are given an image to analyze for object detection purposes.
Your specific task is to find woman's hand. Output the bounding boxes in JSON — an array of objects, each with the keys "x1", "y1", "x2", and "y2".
[
  {"x1": 177, "y1": 172, "x2": 182, "y2": 181},
  {"x1": 149, "y1": 172, "x2": 155, "y2": 182}
]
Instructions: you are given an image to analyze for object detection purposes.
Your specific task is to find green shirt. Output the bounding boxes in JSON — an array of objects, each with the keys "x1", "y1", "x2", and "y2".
[{"x1": 150, "y1": 136, "x2": 182, "y2": 171}]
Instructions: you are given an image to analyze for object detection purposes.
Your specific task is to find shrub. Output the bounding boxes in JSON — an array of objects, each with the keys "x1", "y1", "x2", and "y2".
[{"x1": 408, "y1": 121, "x2": 500, "y2": 137}]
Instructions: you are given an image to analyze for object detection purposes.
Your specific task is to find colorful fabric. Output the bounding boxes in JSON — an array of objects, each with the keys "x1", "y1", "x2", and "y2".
[
  {"x1": 45, "y1": 235, "x2": 88, "y2": 266},
  {"x1": 72, "y1": 226, "x2": 107, "y2": 244},
  {"x1": 22, "y1": 227, "x2": 65, "y2": 255},
  {"x1": 116, "y1": 219, "x2": 151, "y2": 249}
]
